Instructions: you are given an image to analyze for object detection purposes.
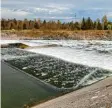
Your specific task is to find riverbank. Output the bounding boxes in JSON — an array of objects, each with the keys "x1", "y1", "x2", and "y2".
[
  {"x1": 32, "y1": 76, "x2": 112, "y2": 108},
  {"x1": 1, "y1": 30, "x2": 112, "y2": 40}
]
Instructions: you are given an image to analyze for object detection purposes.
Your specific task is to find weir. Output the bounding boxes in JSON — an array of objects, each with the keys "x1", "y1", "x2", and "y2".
[
  {"x1": 1, "y1": 47, "x2": 112, "y2": 89},
  {"x1": 1, "y1": 40, "x2": 112, "y2": 108}
]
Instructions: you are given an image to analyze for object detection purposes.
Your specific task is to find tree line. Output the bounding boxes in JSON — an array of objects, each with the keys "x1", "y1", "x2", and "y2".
[{"x1": 1, "y1": 15, "x2": 112, "y2": 30}]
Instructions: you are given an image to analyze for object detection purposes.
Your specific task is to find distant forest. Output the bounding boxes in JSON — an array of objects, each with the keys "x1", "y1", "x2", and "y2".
[{"x1": 1, "y1": 15, "x2": 112, "y2": 30}]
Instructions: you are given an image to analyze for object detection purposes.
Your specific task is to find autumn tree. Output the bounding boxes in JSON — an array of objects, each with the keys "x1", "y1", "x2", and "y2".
[
  {"x1": 23, "y1": 18, "x2": 29, "y2": 29},
  {"x1": 1, "y1": 17, "x2": 111, "y2": 30},
  {"x1": 57, "y1": 20, "x2": 61, "y2": 29},
  {"x1": 102, "y1": 15, "x2": 108, "y2": 30},
  {"x1": 1, "y1": 19, "x2": 6, "y2": 30},
  {"x1": 34, "y1": 19, "x2": 39, "y2": 29}
]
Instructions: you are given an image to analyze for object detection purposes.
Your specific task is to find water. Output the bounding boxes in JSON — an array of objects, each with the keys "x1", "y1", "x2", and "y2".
[
  {"x1": 25, "y1": 40, "x2": 112, "y2": 70},
  {"x1": 1, "y1": 47, "x2": 112, "y2": 89},
  {"x1": 1, "y1": 40, "x2": 112, "y2": 108},
  {"x1": 1, "y1": 61, "x2": 59, "y2": 108}
]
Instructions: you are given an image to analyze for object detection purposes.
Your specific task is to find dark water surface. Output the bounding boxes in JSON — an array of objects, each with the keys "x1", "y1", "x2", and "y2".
[{"x1": 1, "y1": 62, "x2": 59, "y2": 108}]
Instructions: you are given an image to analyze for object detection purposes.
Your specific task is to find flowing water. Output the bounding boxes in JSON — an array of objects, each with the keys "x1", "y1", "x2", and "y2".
[{"x1": 1, "y1": 40, "x2": 112, "y2": 108}]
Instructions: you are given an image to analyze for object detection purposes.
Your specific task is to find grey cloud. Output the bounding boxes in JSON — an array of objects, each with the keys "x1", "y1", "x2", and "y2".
[{"x1": 1, "y1": 0, "x2": 112, "y2": 21}]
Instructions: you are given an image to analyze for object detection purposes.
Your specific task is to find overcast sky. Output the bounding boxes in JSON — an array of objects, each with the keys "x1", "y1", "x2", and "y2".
[{"x1": 1, "y1": 0, "x2": 112, "y2": 21}]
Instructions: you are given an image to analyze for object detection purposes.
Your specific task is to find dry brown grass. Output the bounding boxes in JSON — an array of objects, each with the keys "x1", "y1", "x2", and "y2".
[
  {"x1": 1, "y1": 30, "x2": 112, "y2": 40},
  {"x1": 106, "y1": 103, "x2": 112, "y2": 108}
]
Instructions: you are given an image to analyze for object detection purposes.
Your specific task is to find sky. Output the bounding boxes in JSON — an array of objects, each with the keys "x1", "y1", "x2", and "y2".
[{"x1": 1, "y1": 0, "x2": 112, "y2": 22}]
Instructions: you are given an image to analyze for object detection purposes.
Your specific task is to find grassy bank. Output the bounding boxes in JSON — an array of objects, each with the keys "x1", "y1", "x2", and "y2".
[{"x1": 1, "y1": 30, "x2": 112, "y2": 40}]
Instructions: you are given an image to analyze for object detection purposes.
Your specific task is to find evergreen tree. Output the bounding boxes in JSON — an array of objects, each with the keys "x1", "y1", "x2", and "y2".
[
  {"x1": 1, "y1": 17, "x2": 111, "y2": 30},
  {"x1": 86, "y1": 17, "x2": 93, "y2": 29},
  {"x1": 93, "y1": 21, "x2": 97, "y2": 30},
  {"x1": 81, "y1": 17, "x2": 86, "y2": 30},
  {"x1": 96, "y1": 18, "x2": 102, "y2": 30}
]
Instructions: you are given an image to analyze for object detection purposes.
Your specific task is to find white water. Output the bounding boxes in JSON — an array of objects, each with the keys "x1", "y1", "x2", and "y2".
[
  {"x1": 1, "y1": 40, "x2": 112, "y2": 71},
  {"x1": 75, "y1": 68, "x2": 98, "y2": 88},
  {"x1": 1, "y1": 40, "x2": 112, "y2": 88},
  {"x1": 25, "y1": 43, "x2": 112, "y2": 71}
]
